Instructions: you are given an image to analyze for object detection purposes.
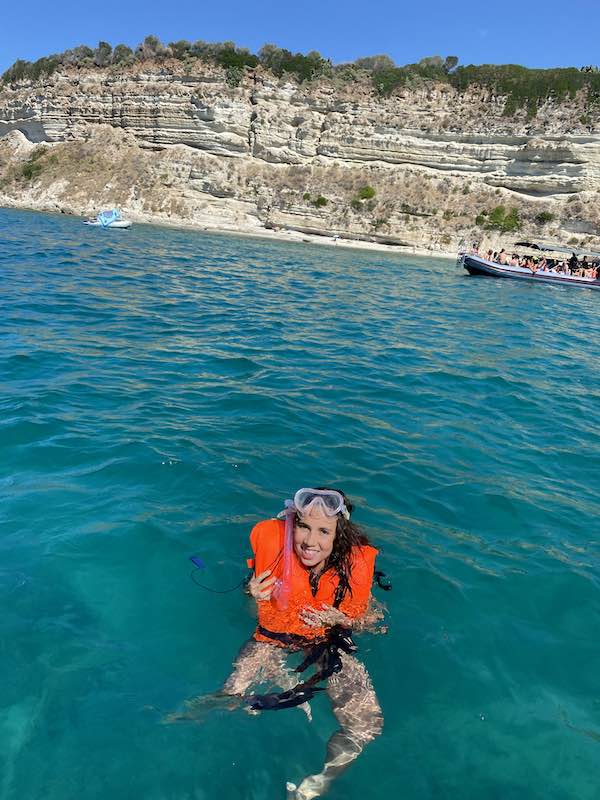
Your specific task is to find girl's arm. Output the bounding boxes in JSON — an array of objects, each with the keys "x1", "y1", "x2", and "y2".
[{"x1": 301, "y1": 595, "x2": 387, "y2": 634}]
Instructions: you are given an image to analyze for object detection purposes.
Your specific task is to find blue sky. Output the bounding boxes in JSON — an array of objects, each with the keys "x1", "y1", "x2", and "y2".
[{"x1": 1, "y1": 0, "x2": 598, "y2": 75}]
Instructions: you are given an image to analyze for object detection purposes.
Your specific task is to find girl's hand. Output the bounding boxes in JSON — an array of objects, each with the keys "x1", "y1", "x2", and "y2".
[
  {"x1": 301, "y1": 604, "x2": 351, "y2": 629},
  {"x1": 249, "y1": 569, "x2": 277, "y2": 601}
]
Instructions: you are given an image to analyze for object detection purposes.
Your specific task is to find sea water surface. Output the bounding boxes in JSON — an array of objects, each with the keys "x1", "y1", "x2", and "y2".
[{"x1": 1, "y1": 207, "x2": 599, "y2": 800}]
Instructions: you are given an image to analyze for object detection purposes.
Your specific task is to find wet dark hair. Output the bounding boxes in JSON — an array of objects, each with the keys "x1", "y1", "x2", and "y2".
[{"x1": 298, "y1": 487, "x2": 372, "y2": 607}]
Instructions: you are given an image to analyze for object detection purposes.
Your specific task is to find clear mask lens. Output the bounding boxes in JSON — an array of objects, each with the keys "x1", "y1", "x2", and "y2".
[{"x1": 293, "y1": 489, "x2": 349, "y2": 519}]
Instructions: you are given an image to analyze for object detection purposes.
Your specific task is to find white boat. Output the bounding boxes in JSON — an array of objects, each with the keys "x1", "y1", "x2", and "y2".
[{"x1": 83, "y1": 209, "x2": 132, "y2": 229}]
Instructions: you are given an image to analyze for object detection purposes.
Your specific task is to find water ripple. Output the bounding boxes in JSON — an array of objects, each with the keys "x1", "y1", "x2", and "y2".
[{"x1": 1, "y1": 208, "x2": 600, "y2": 800}]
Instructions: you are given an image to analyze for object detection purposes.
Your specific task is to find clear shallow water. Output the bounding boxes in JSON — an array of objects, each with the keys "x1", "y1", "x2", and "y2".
[{"x1": 1, "y1": 207, "x2": 599, "y2": 800}]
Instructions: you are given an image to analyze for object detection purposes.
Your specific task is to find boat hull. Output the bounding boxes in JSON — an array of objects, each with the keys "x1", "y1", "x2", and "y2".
[
  {"x1": 461, "y1": 254, "x2": 600, "y2": 290},
  {"x1": 83, "y1": 220, "x2": 132, "y2": 229}
]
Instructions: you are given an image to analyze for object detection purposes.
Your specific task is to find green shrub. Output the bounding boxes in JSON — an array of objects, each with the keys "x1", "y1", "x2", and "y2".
[
  {"x1": 2, "y1": 55, "x2": 61, "y2": 83},
  {"x1": 63, "y1": 45, "x2": 94, "y2": 67},
  {"x1": 503, "y1": 208, "x2": 521, "y2": 231},
  {"x1": 354, "y1": 55, "x2": 396, "y2": 72},
  {"x1": 258, "y1": 44, "x2": 326, "y2": 82},
  {"x1": 225, "y1": 66, "x2": 244, "y2": 87},
  {"x1": 19, "y1": 146, "x2": 56, "y2": 180},
  {"x1": 112, "y1": 44, "x2": 134, "y2": 64},
  {"x1": 168, "y1": 40, "x2": 192, "y2": 60},
  {"x1": 2, "y1": 59, "x2": 28, "y2": 82},
  {"x1": 93, "y1": 41, "x2": 112, "y2": 67},
  {"x1": 535, "y1": 211, "x2": 555, "y2": 225},
  {"x1": 357, "y1": 185, "x2": 376, "y2": 200},
  {"x1": 313, "y1": 195, "x2": 328, "y2": 207},
  {"x1": 451, "y1": 64, "x2": 600, "y2": 117},
  {"x1": 488, "y1": 206, "x2": 506, "y2": 227},
  {"x1": 21, "y1": 159, "x2": 43, "y2": 180},
  {"x1": 372, "y1": 218, "x2": 388, "y2": 230},
  {"x1": 503, "y1": 96, "x2": 518, "y2": 117},
  {"x1": 372, "y1": 56, "x2": 450, "y2": 95},
  {"x1": 303, "y1": 192, "x2": 311, "y2": 201},
  {"x1": 484, "y1": 205, "x2": 521, "y2": 232},
  {"x1": 373, "y1": 67, "x2": 408, "y2": 95},
  {"x1": 28, "y1": 147, "x2": 47, "y2": 163},
  {"x1": 137, "y1": 35, "x2": 165, "y2": 60},
  {"x1": 351, "y1": 189, "x2": 377, "y2": 210},
  {"x1": 444, "y1": 56, "x2": 459, "y2": 73},
  {"x1": 216, "y1": 45, "x2": 258, "y2": 70}
]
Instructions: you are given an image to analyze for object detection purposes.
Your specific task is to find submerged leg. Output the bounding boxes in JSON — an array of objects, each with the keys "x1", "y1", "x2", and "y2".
[
  {"x1": 223, "y1": 640, "x2": 313, "y2": 719},
  {"x1": 222, "y1": 639, "x2": 300, "y2": 693},
  {"x1": 289, "y1": 652, "x2": 383, "y2": 799},
  {"x1": 167, "y1": 640, "x2": 312, "y2": 722}
]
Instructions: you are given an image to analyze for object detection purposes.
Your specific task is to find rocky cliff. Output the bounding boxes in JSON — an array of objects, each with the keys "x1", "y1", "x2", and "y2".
[{"x1": 2, "y1": 60, "x2": 600, "y2": 252}]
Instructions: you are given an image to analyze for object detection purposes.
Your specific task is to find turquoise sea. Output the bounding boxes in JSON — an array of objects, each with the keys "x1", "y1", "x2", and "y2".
[{"x1": 1, "y1": 206, "x2": 599, "y2": 800}]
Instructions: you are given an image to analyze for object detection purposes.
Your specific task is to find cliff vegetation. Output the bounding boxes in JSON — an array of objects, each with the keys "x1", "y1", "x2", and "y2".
[{"x1": 5, "y1": 37, "x2": 600, "y2": 116}]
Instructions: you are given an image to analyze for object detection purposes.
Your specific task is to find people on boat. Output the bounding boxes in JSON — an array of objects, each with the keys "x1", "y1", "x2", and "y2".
[
  {"x1": 569, "y1": 252, "x2": 579, "y2": 274},
  {"x1": 467, "y1": 243, "x2": 600, "y2": 281},
  {"x1": 480, "y1": 248, "x2": 592, "y2": 274},
  {"x1": 173, "y1": 487, "x2": 385, "y2": 800}
]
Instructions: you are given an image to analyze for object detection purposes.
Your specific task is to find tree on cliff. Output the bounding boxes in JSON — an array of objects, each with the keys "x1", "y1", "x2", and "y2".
[
  {"x1": 62, "y1": 45, "x2": 94, "y2": 67},
  {"x1": 112, "y1": 45, "x2": 134, "y2": 65},
  {"x1": 94, "y1": 42, "x2": 112, "y2": 68},
  {"x1": 258, "y1": 44, "x2": 328, "y2": 81},
  {"x1": 354, "y1": 55, "x2": 396, "y2": 72},
  {"x1": 136, "y1": 35, "x2": 166, "y2": 60},
  {"x1": 444, "y1": 56, "x2": 459, "y2": 73},
  {"x1": 168, "y1": 40, "x2": 192, "y2": 60}
]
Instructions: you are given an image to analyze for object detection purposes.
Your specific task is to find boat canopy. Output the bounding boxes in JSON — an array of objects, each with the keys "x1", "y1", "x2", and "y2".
[
  {"x1": 514, "y1": 241, "x2": 600, "y2": 258},
  {"x1": 97, "y1": 209, "x2": 123, "y2": 227}
]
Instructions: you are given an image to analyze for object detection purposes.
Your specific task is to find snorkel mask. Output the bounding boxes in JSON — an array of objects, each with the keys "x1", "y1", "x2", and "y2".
[
  {"x1": 273, "y1": 488, "x2": 350, "y2": 610},
  {"x1": 292, "y1": 488, "x2": 350, "y2": 520}
]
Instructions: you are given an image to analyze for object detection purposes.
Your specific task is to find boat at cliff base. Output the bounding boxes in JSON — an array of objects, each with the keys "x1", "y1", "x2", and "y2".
[
  {"x1": 458, "y1": 246, "x2": 600, "y2": 291},
  {"x1": 84, "y1": 209, "x2": 132, "y2": 229}
]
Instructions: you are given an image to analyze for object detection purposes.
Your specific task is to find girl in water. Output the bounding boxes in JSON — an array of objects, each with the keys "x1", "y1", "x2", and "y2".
[{"x1": 223, "y1": 487, "x2": 384, "y2": 799}]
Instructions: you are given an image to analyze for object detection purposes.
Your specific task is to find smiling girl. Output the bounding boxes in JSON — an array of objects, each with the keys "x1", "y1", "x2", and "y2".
[{"x1": 223, "y1": 488, "x2": 384, "y2": 800}]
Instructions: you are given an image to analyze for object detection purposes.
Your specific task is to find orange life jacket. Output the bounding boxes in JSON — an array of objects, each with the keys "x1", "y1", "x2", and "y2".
[{"x1": 247, "y1": 518, "x2": 377, "y2": 645}]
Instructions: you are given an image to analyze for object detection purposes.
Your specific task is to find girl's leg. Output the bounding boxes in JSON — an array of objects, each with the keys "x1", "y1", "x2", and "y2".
[
  {"x1": 222, "y1": 640, "x2": 291, "y2": 695},
  {"x1": 222, "y1": 639, "x2": 313, "y2": 720},
  {"x1": 289, "y1": 653, "x2": 383, "y2": 799},
  {"x1": 167, "y1": 640, "x2": 312, "y2": 722}
]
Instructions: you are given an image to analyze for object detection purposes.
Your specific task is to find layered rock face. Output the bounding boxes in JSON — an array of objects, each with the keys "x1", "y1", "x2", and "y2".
[{"x1": 1, "y1": 61, "x2": 600, "y2": 250}]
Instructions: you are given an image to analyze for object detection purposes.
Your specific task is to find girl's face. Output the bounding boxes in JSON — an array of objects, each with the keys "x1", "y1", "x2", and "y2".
[{"x1": 293, "y1": 509, "x2": 337, "y2": 571}]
